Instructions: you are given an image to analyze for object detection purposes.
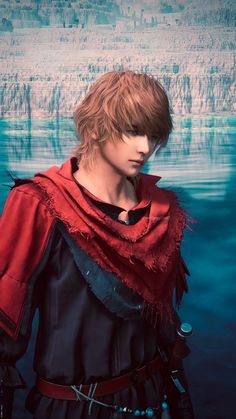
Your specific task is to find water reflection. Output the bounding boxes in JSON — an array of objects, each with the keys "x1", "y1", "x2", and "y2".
[
  {"x1": 0, "y1": 115, "x2": 235, "y2": 207},
  {"x1": 1, "y1": 117, "x2": 77, "y2": 174},
  {"x1": 0, "y1": 116, "x2": 235, "y2": 191},
  {"x1": 152, "y1": 115, "x2": 235, "y2": 201}
]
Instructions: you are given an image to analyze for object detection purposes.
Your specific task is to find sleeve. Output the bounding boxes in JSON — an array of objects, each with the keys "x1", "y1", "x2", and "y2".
[
  {"x1": 0, "y1": 184, "x2": 55, "y2": 418},
  {"x1": 0, "y1": 184, "x2": 55, "y2": 339},
  {"x1": 0, "y1": 320, "x2": 32, "y2": 419}
]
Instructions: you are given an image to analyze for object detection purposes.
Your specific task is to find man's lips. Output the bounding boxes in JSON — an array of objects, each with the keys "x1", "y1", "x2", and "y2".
[{"x1": 129, "y1": 160, "x2": 144, "y2": 164}]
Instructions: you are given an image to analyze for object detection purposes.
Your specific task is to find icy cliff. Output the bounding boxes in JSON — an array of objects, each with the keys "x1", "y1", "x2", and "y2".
[{"x1": 0, "y1": 0, "x2": 235, "y2": 117}]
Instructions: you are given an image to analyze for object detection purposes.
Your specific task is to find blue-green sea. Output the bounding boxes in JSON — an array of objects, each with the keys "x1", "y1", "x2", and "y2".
[{"x1": 0, "y1": 115, "x2": 236, "y2": 419}]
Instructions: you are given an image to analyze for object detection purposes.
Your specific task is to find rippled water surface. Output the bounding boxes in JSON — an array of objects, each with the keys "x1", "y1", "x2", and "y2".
[{"x1": 0, "y1": 115, "x2": 235, "y2": 419}]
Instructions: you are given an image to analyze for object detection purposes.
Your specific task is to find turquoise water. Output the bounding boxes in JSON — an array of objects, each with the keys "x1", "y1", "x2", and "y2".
[{"x1": 0, "y1": 115, "x2": 236, "y2": 419}]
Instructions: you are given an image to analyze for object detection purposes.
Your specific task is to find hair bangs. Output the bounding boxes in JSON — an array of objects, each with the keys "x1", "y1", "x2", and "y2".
[
  {"x1": 100, "y1": 71, "x2": 173, "y2": 145},
  {"x1": 73, "y1": 70, "x2": 173, "y2": 168}
]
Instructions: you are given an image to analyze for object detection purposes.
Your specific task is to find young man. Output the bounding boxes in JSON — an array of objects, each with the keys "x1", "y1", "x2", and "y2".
[{"x1": 0, "y1": 71, "x2": 195, "y2": 418}]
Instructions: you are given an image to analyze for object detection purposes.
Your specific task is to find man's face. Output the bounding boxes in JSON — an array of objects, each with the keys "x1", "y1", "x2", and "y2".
[{"x1": 96, "y1": 129, "x2": 161, "y2": 177}]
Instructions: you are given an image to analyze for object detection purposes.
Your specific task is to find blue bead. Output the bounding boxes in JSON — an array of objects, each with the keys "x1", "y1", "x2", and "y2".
[
  {"x1": 146, "y1": 408, "x2": 154, "y2": 417},
  {"x1": 134, "y1": 410, "x2": 141, "y2": 416},
  {"x1": 141, "y1": 412, "x2": 145, "y2": 416},
  {"x1": 162, "y1": 401, "x2": 168, "y2": 410},
  {"x1": 117, "y1": 407, "x2": 123, "y2": 413}
]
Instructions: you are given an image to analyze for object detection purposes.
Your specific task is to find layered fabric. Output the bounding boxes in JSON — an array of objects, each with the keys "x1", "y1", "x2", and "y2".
[
  {"x1": 30, "y1": 158, "x2": 193, "y2": 313},
  {"x1": 0, "y1": 158, "x2": 195, "y2": 339},
  {"x1": 0, "y1": 225, "x2": 172, "y2": 419}
]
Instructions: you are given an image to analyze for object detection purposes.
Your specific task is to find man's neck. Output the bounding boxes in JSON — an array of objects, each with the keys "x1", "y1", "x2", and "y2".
[{"x1": 73, "y1": 161, "x2": 138, "y2": 210}]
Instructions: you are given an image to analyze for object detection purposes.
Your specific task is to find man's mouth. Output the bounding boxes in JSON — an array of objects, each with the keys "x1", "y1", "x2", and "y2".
[{"x1": 129, "y1": 160, "x2": 144, "y2": 165}]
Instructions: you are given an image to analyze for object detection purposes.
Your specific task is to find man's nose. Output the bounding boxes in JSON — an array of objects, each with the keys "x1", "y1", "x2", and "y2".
[{"x1": 137, "y1": 135, "x2": 151, "y2": 154}]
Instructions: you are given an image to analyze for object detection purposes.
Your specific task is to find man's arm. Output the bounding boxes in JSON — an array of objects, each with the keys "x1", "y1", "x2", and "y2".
[
  {"x1": 0, "y1": 183, "x2": 55, "y2": 418},
  {"x1": 0, "y1": 183, "x2": 55, "y2": 339}
]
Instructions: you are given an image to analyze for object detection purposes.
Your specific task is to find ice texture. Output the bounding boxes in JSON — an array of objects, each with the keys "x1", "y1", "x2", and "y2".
[{"x1": 0, "y1": 0, "x2": 235, "y2": 117}]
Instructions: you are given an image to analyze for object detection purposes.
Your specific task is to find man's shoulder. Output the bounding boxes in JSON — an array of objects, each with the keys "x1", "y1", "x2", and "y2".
[
  {"x1": 4, "y1": 177, "x2": 52, "y2": 217},
  {"x1": 10, "y1": 178, "x2": 43, "y2": 201}
]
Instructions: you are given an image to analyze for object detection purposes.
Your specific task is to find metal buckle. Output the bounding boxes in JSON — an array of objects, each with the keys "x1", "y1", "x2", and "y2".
[{"x1": 171, "y1": 370, "x2": 186, "y2": 393}]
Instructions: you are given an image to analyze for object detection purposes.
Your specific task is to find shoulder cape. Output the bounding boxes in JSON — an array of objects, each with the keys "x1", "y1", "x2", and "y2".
[{"x1": 0, "y1": 158, "x2": 195, "y2": 339}]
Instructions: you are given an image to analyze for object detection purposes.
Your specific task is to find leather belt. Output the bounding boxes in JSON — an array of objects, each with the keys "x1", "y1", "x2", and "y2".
[{"x1": 36, "y1": 354, "x2": 165, "y2": 400}]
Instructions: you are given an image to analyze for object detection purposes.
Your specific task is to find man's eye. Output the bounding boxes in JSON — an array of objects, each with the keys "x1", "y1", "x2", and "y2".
[
  {"x1": 126, "y1": 129, "x2": 139, "y2": 135},
  {"x1": 126, "y1": 125, "x2": 142, "y2": 136},
  {"x1": 126, "y1": 129, "x2": 140, "y2": 136}
]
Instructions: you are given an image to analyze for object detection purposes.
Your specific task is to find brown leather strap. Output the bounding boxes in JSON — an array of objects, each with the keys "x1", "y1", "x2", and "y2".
[{"x1": 36, "y1": 355, "x2": 165, "y2": 400}]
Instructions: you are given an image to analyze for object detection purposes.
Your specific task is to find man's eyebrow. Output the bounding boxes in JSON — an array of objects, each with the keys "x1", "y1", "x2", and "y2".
[{"x1": 130, "y1": 125, "x2": 144, "y2": 133}]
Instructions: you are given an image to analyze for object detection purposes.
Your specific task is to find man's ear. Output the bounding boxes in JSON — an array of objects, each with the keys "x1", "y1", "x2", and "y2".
[
  {"x1": 91, "y1": 132, "x2": 98, "y2": 141},
  {"x1": 90, "y1": 132, "x2": 101, "y2": 149}
]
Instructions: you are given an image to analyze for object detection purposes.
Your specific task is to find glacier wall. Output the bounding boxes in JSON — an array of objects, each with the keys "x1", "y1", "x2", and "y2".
[{"x1": 0, "y1": 0, "x2": 235, "y2": 117}]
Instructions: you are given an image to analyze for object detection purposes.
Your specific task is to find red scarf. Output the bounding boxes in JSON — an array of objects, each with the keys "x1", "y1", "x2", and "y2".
[{"x1": 31, "y1": 158, "x2": 194, "y2": 319}]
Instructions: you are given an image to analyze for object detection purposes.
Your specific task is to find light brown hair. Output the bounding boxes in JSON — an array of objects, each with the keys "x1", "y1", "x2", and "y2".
[{"x1": 73, "y1": 70, "x2": 173, "y2": 168}]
